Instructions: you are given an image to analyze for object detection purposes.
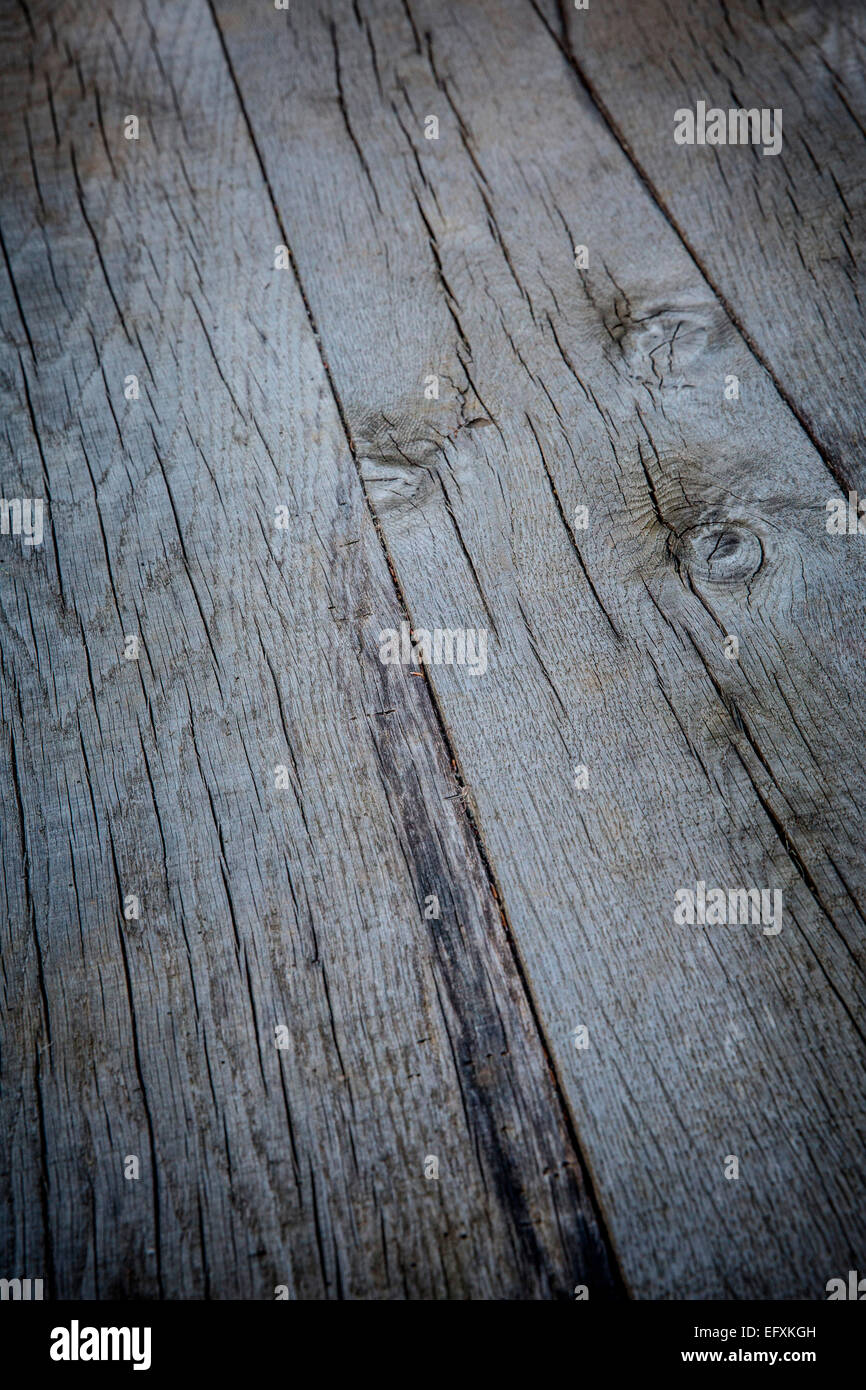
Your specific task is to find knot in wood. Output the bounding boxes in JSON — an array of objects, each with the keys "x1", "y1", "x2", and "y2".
[{"x1": 676, "y1": 520, "x2": 764, "y2": 587}]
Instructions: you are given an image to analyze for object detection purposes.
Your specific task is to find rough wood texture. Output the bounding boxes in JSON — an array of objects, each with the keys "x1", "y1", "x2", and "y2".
[
  {"x1": 212, "y1": 0, "x2": 866, "y2": 1298},
  {"x1": 0, "y1": 0, "x2": 620, "y2": 1299},
  {"x1": 549, "y1": 0, "x2": 866, "y2": 493},
  {"x1": 2, "y1": 0, "x2": 864, "y2": 1301}
]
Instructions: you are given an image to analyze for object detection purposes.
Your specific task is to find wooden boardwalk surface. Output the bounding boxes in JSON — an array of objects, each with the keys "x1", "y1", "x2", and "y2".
[{"x1": 1, "y1": 0, "x2": 864, "y2": 1299}]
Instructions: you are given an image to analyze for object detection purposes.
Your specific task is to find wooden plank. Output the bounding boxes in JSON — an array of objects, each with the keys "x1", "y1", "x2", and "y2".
[
  {"x1": 544, "y1": 0, "x2": 866, "y2": 492},
  {"x1": 0, "y1": 0, "x2": 621, "y2": 1299},
  {"x1": 213, "y1": 0, "x2": 866, "y2": 1297}
]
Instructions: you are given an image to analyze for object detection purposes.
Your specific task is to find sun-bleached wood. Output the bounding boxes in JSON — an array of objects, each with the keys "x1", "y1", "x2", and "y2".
[
  {"x1": 547, "y1": 0, "x2": 866, "y2": 493},
  {"x1": 0, "y1": 0, "x2": 620, "y2": 1299},
  {"x1": 212, "y1": 0, "x2": 866, "y2": 1298}
]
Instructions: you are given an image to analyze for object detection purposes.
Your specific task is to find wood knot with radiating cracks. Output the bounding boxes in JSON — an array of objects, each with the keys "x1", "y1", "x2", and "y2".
[{"x1": 674, "y1": 519, "x2": 765, "y2": 588}]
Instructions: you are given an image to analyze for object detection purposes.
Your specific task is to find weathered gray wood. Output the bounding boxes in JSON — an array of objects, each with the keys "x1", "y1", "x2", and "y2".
[
  {"x1": 546, "y1": 0, "x2": 866, "y2": 492},
  {"x1": 213, "y1": 0, "x2": 866, "y2": 1298},
  {"x1": 0, "y1": 0, "x2": 621, "y2": 1299}
]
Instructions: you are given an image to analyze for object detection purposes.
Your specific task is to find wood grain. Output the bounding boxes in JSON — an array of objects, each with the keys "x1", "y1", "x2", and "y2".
[
  {"x1": 0, "y1": 0, "x2": 621, "y2": 1299},
  {"x1": 548, "y1": 0, "x2": 866, "y2": 493},
  {"x1": 211, "y1": 0, "x2": 866, "y2": 1298}
]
